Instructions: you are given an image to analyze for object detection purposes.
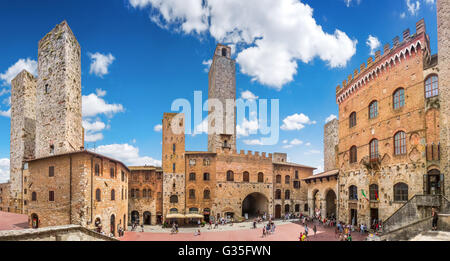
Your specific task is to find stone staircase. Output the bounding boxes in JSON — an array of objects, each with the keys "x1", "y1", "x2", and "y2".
[{"x1": 381, "y1": 195, "x2": 450, "y2": 241}]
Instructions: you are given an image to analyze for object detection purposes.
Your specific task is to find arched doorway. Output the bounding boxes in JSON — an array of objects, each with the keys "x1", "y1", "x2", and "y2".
[
  {"x1": 131, "y1": 211, "x2": 139, "y2": 225},
  {"x1": 110, "y1": 214, "x2": 116, "y2": 236},
  {"x1": 426, "y1": 169, "x2": 442, "y2": 195},
  {"x1": 31, "y1": 213, "x2": 39, "y2": 229},
  {"x1": 284, "y1": 204, "x2": 290, "y2": 214},
  {"x1": 143, "y1": 211, "x2": 151, "y2": 225},
  {"x1": 242, "y1": 192, "x2": 269, "y2": 219},
  {"x1": 325, "y1": 190, "x2": 337, "y2": 218},
  {"x1": 275, "y1": 205, "x2": 281, "y2": 219},
  {"x1": 312, "y1": 190, "x2": 320, "y2": 215}
]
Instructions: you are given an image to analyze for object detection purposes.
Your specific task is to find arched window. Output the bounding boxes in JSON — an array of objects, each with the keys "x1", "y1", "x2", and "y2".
[
  {"x1": 31, "y1": 192, "x2": 37, "y2": 201},
  {"x1": 189, "y1": 173, "x2": 196, "y2": 181},
  {"x1": 275, "y1": 189, "x2": 282, "y2": 200},
  {"x1": 189, "y1": 189, "x2": 196, "y2": 199},
  {"x1": 369, "y1": 139, "x2": 379, "y2": 161},
  {"x1": 130, "y1": 189, "x2": 135, "y2": 198},
  {"x1": 350, "y1": 146, "x2": 358, "y2": 164},
  {"x1": 243, "y1": 172, "x2": 250, "y2": 182},
  {"x1": 258, "y1": 172, "x2": 264, "y2": 183},
  {"x1": 203, "y1": 173, "x2": 210, "y2": 181},
  {"x1": 276, "y1": 175, "x2": 282, "y2": 184},
  {"x1": 285, "y1": 190, "x2": 291, "y2": 200},
  {"x1": 142, "y1": 189, "x2": 147, "y2": 198},
  {"x1": 135, "y1": 189, "x2": 140, "y2": 199},
  {"x1": 172, "y1": 144, "x2": 176, "y2": 154},
  {"x1": 425, "y1": 75, "x2": 439, "y2": 98},
  {"x1": 394, "y1": 183, "x2": 408, "y2": 201},
  {"x1": 96, "y1": 189, "x2": 101, "y2": 202},
  {"x1": 226, "y1": 171, "x2": 234, "y2": 182},
  {"x1": 369, "y1": 101, "x2": 378, "y2": 119},
  {"x1": 170, "y1": 195, "x2": 178, "y2": 203},
  {"x1": 295, "y1": 204, "x2": 300, "y2": 212},
  {"x1": 349, "y1": 112, "x2": 357, "y2": 128},
  {"x1": 121, "y1": 171, "x2": 125, "y2": 182},
  {"x1": 369, "y1": 184, "x2": 379, "y2": 201},
  {"x1": 349, "y1": 185, "x2": 358, "y2": 200},
  {"x1": 285, "y1": 175, "x2": 290, "y2": 185},
  {"x1": 393, "y1": 88, "x2": 405, "y2": 109},
  {"x1": 111, "y1": 189, "x2": 115, "y2": 201},
  {"x1": 110, "y1": 168, "x2": 115, "y2": 178},
  {"x1": 189, "y1": 208, "x2": 199, "y2": 214},
  {"x1": 95, "y1": 164, "x2": 100, "y2": 176},
  {"x1": 204, "y1": 189, "x2": 210, "y2": 199},
  {"x1": 394, "y1": 131, "x2": 407, "y2": 155},
  {"x1": 170, "y1": 208, "x2": 178, "y2": 214}
]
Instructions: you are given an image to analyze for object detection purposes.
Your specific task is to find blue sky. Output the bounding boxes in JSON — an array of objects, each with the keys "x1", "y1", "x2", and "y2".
[{"x1": 0, "y1": 0, "x2": 438, "y2": 182}]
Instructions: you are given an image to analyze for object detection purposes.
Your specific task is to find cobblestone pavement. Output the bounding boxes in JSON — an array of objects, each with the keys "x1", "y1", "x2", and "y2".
[
  {"x1": 0, "y1": 211, "x2": 28, "y2": 231},
  {"x1": 121, "y1": 220, "x2": 368, "y2": 241}
]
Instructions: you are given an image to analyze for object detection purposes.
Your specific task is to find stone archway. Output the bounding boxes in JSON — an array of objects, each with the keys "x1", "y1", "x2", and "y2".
[
  {"x1": 242, "y1": 192, "x2": 269, "y2": 218},
  {"x1": 325, "y1": 189, "x2": 337, "y2": 218},
  {"x1": 31, "y1": 213, "x2": 39, "y2": 229},
  {"x1": 312, "y1": 190, "x2": 320, "y2": 214},
  {"x1": 143, "y1": 211, "x2": 151, "y2": 225},
  {"x1": 131, "y1": 210, "x2": 140, "y2": 225}
]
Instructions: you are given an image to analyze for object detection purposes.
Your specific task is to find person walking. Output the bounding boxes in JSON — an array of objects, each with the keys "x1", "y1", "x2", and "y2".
[
  {"x1": 432, "y1": 207, "x2": 439, "y2": 231},
  {"x1": 304, "y1": 224, "x2": 309, "y2": 238},
  {"x1": 313, "y1": 224, "x2": 317, "y2": 236}
]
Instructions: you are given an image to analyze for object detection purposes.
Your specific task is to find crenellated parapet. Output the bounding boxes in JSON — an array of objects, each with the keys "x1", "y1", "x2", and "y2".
[
  {"x1": 218, "y1": 148, "x2": 273, "y2": 160},
  {"x1": 336, "y1": 19, "x2": 430, "y2": 103}
]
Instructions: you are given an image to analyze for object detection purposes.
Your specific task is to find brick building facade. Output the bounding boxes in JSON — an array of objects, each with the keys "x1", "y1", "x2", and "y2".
[{"x1": 334, "y1": 19, "x2": 442, "y2": 226}]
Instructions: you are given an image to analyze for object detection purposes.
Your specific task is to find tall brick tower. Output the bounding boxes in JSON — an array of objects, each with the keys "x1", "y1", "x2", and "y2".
[
  {"x1": 162, "y1": 113, "x2": 186, "y2": 219},
  {"x1": 9, "y1": 70, "x2": 37, "y2": 210},
  {"x1": 207, "y1": 44, "x2": 237, "y2": 153},
  {"x1": 35, "y1": 21, "x2": 83, "y2": 159},
  {"x1": 438, "y1": 0, "x2": 450, "y2": 196}
]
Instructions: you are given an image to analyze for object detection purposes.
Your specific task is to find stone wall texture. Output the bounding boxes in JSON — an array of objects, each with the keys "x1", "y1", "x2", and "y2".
[
  {"x1": 35, "y1": 21, "x2": 83, "y2": 159},
  {"x1": 438, "y1": 0, "x2": 450, "y2": 197},
  {"x1": 324, "y1": 119, "x2": 339, "y2": 172}
]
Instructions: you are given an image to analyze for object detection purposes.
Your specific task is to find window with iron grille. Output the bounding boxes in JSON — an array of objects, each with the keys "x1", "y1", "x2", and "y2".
[
  {"x1": 369, "y1": 101, "x2": 378, "y2": 119},
  {"x1": 394, "y1": 183, "x2": 408, "y2": 201},
  {"x1": 369, "y1": 184, "x2": 378, "y2": 201},
  {"x1": 349, "y1": 185, "x2": 358, "y2": 200},
  {"x1": 226, "y1": 171, "x2": 234, "y2": 182},
  {"x1": 243, "y1": 172, "x2": 250, "y2": 182},
  {"x1": 349, "y1": 112, "x2": 357, "y2": 128},
  {"x1": 393, "y1": 88, "x2": 405, "y2": 109},
  {"x1": 425, "y1": 75, "x2": 438, "y2": 98},
  {"x1": 394, "y1": 131, "x2": 406, "y2": 155},
  {"x1": 49, "y1": 191, "x2": 55, "y2": 202},
  {"x1": 258, "y1": 172, "x2": 264, "y2": 183}
]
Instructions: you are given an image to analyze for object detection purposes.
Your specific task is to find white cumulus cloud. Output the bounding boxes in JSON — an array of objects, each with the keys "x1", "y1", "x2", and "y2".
[
  {"x1": 366, "y1": 35, "x2": 381, "y2": 55},
  {"x1": 0, "y1": 58, "x2": 37, "y2": 86},
  {"x1": 406, "y1": 0, "x2": 421, "y2": 16},
  {"x1": 88, "y1": 52, "x2": 115, "y2": 77},
  {"x1": 129, "y1": 0, "x2": 357, "y2": 89},
  {"x1": 241, "y1": 90, "x2": 259, "y2": 101},
  {"x1": 0, "y1": 108, "x2": 11, "y2": 118},
  {"x1": 0, "y1": 158, "x2": 10, "y2": 183},
  {"x1": 282, "y1": 138, "x2": 303, "y2": 149},
  {"x1": 281, "y1": 113, "x2": 316, "y2": 131},
  {"x1": 93, "y1": 143, "x2": 161, "y2": 167},
  {"x1": 325, "y1": 114, "x2": 337, "y2": 123},
  {"x1": 154, "y1": 124, "x2": 163, "y2": 132},
  {"x1": 82, "y1": 93, "x2": 124, "y2": 117}
]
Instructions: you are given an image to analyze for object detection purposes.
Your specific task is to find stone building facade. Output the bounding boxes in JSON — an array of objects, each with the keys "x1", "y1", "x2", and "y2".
[
  {"x1": 157, "y1": 44, "x2": 315, "y2": 224},
  {"x1": 0, "y1": 21, "x2": 129, "y2": 236},
  {"x1": 334, "y1": 19, "x2": 442, "y2": 226},
  {"x1": 127, "y1": 166, "x2": 163, "y2": 226}
]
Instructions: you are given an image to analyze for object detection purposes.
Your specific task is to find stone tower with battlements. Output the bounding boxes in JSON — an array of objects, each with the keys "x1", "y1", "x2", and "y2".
[
  {"x1": 161, "y1": 113, "x2": 186, "y2": 217},
  {"x1": 207, "y1": 44, "x2": 237, "y2": 153},
  {"x1": 438, "y1": 0, "x2": 450, "y2": 196},
  {"x1": 9, "y1": 70, "x2": 37, "y2": 205},
  {"x1": 35, "y1": 21, "x2": 83, "y2": 159}
]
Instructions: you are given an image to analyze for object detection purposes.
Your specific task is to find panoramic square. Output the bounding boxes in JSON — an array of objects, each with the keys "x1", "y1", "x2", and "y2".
[{"x1": 0, "y1": 0, "x2": 449, "y2": 250}]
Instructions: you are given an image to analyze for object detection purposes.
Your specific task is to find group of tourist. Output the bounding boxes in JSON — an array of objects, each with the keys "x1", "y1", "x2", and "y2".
[{"x1": 262, "y1": 220, "x2": 276, "y2": 237}]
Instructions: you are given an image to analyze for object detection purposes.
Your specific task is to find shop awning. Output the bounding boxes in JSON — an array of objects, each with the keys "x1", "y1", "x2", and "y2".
[
  {"x1": 185, "y1": 214, "x2": 204, "y2": 219},
  {"x1": 166, "y1": 214, "x2": 186, "y2": 219}
]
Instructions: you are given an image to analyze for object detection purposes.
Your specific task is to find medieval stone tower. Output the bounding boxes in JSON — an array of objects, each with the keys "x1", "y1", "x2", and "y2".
[
  {"x1": 324, "y1": 119, "x2": 339, "y2": 172},
  {"x1": 35, "y1": 21, "x2": 83, "y2": 159},
  {"x1": 438, "y1": 0, "x2": 450, "y2": 196},
  {"x1": 162, "y1": 113, "x2": 186, "y2": 216},
  {"x1": 207, "y1": 44, "x2": 237, "y2": 153},
  {"x1": 9, "y1": 71, "x2": 37, "y2": 203}
]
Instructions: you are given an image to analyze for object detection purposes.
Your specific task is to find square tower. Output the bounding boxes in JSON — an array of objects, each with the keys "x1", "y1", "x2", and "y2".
[
  {"x1": 162, "y1": 113, "x2": 186, "y2": 219},
  {"x1": 9, "y1": 70, "x2": 37, "y2": 206},
  {"x1": 35, "y1": 21, "x2": 83, "y2": 158},
  {"x1": 207, "y1": 44, "x2": 237, "y2": 153}
]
